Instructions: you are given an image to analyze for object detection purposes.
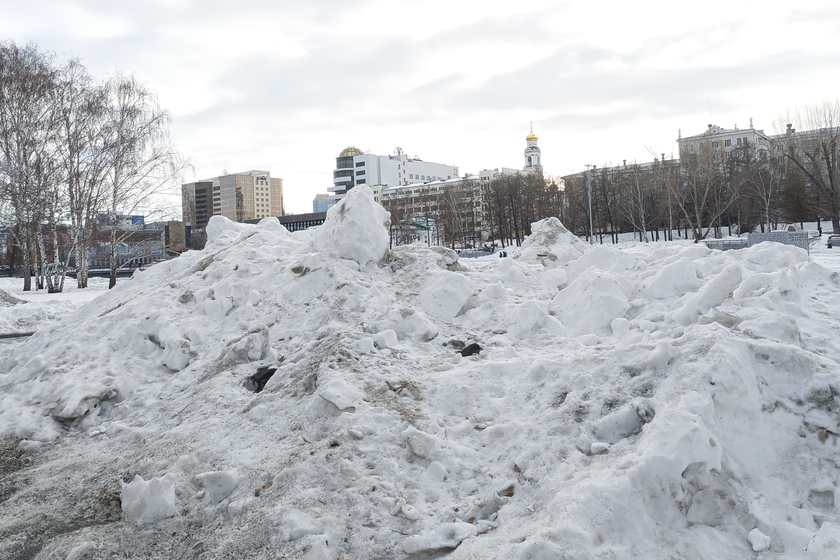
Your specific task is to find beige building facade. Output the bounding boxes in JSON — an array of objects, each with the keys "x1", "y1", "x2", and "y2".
[{"x1": 183, "y1": 169, "x2": 284, "y2": 227}]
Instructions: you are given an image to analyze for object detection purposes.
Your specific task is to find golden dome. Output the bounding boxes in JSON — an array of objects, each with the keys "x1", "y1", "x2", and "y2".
[
  {"x1": 340, "y1": 146, "x2": 363, "y2": 157},
  {"x1": 526, "y1": 127, "x2": 538, "y2": 142}
]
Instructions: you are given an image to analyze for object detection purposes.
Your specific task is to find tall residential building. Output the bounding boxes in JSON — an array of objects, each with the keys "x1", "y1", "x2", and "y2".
[
  {"x1": 182, "y1": 169, "x2": 284, "y2": 228},
  {"x1": 328, "y1": 146, "x2": 458, "y2": 203}
]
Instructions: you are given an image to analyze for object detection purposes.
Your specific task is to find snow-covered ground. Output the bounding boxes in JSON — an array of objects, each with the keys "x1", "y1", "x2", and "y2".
[
  {"x1": 2, "y1": 187, "x2": 840, "y2": 559},
  {"x1": 0, "y1": 277, "x2": 109, "y2": 337}
]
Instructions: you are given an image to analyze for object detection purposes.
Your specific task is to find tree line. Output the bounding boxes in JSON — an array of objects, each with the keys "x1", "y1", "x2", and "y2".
[
  {"x1": 384, "y1": 170, "x2": 564, "y2": 251},
  {"x1": 562, "y1": 101, "x2": 840, "y2": 243},
  {"x1": 0, "y1": 41, "x2": 187, "y2": 291}
]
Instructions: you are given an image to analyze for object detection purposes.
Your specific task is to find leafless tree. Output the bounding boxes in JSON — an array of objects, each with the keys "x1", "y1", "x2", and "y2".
[
  {"x1": 777, "y1": 100, "x2": 840, "y2": 232},
  {"x1": 102, "y1": 73, "x2": 189, "y2": 288},
  {"x1": 0, "y1": 41, "x2": 60, "y2": 291},
  {"x1": 54, "y1": 59, "x2": 110, "y2": 288},
  {"x1": 671, "y1": 141, "x2": 738, "y2": 240}
]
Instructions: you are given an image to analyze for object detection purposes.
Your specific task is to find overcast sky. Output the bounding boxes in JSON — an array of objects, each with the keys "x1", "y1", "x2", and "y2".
[{"x1": 3, "y1": 0, "x2": 840, "y2": 214}]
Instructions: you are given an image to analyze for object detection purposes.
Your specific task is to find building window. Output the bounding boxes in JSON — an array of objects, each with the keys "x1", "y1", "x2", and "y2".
[
  {"x1": 357, "y1": 170, "x2": 365, "y2": 176},
  {"x1": 724, "y1": 139, "x2": 732, "y2": 147},
  {"x1": 409, "y1": 174, "x2": 414, "y2": 179},
  {"x1": 355, "y1": 161, "x2": 365, "y2": 167},
  {"x1": 737, "y1": 138, "x2": 742, "y2": 145},
  {"x1": 712, "y1": 141, "x2": 719, "y2": 148},
  {"x1": 356, "y1": 179, "x2": 366, "y2": 185}
]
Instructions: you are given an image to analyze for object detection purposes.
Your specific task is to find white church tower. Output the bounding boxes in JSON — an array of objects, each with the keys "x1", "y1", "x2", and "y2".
[{"x1": 524, "y1": 122, "x2": 541, "y2": 172}]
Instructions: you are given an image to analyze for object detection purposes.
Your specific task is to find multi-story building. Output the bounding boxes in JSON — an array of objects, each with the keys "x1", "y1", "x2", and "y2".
[
  {"x1": 678, "y1": 122, "x2": 772, "y2": 160},
  {"x1": 327, "y1": 146, "x2": 458, "y2": 204},
  {"x1": 312, "y1": 193, "x2": 334, "y2": 213},
  {"x1": 182, "y1": 170, "x2": 284, "y2": 228}
]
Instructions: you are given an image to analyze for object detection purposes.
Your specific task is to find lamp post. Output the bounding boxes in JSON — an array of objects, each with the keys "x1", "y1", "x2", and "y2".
[{"x1": 586, "y1": 164, "x2": 595, "y2": 245}]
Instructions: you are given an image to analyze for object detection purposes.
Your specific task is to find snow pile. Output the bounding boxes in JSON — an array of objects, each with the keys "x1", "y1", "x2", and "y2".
[
  {"x1": 314, "y1": 184, "x2": 390, "y2": 266},
  {"x1": 513, "y1": 216, "x2": 587, "y2": 269},
  {"x1": 0, "y1": 288, "x2": 23, "y2": 307},
  {"x1": 2, "y1": 208, "x2": 840, "y2": 559}
]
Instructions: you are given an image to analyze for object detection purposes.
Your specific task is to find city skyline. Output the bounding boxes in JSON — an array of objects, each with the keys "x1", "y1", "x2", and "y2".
[{"x1": 2, "y1": 0, "x2": 840, "y2": 213}]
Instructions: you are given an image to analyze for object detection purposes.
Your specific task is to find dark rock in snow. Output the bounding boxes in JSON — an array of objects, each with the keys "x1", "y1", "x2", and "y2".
[
  {"x1": 245, "y1": 366, "x2": 277, "y2": 393},
  {"x1": 460, "y1": 343, "x2": 481, "y2": 357}
]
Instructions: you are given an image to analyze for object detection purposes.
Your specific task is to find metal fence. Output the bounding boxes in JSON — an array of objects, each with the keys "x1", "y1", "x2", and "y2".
[{"x1": 703, "y1": 231, "x2": 810, "y2": 252}]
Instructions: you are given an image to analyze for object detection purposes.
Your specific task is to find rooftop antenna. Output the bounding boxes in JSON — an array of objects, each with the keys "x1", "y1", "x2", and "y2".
[
  {"x1": 707, "y1": 99, "x2": 713, "y2": 121},
  {"x1": 750, "y1": 117, "x2": 753, "y2": 129}
]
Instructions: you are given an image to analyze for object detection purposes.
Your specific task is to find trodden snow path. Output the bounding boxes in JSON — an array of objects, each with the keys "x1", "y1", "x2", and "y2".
[{"x1": 2, "y1": 187, "x2": 840, "y2": 558}]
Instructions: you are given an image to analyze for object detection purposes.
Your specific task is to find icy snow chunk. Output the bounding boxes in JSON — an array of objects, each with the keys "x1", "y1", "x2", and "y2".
[
  {"x1": 319, "y1": 378, "x2": 364, "y2": 412},
  {"x1": 313, "y1": 185, "x2": 390, "y2": 266},
  {"x1": 418, "y1": 271, "x2": 475, "y2": 321},
  {"x1": 636, "y1": 406, "x2": 722, "y2": 484},
  {"x1": 427, "y1": 461, "x2": 448, "y2": 481},
  {"x1": 645, "y1": 340, "x2": 676, "y2": 370},
  {"x1": 642, "y1": 257, "x2": 700, "y2": 300},
  {"x1": 541, "y1": 267, "x2": 568, "y2": 289},
  {"x1": 121, "y1": 473, "x2": 179, "y2": 525},
  {"x1": 350, "y1": 337, "x2": 376, "y2": 352},
  {"x1": 672, "y1": 263, "x2": 742, "y2": 326},
  {"x1": 590, "y1": 442, "x2": 610, "y2": 455},
  {"x1": 25, "y1": 354, "x2": 47, "y2": 376},
  {"x1": 373, "y1": 329, "x2": 399, "y2": 349},
  {"x1": 739, "y1": 314, "x2": 801, "y2": 346},
  {"x1": 508, "y1": 300, "x2": 568, "y2": 339},
  {"x1": 402, "y1": 521, "x2": 477, "y2": 554},
  {"x1": 196, "y1": 470, "x2": 239, "y2": 503},
  {"x1": 206, "y1": 215, "x2": 250, "y2": 245},
  {"x1": 403, "y1": 426, "x2": 437, "y2": 458},
  {"x1": 565, "y1": 244, "x2": 635, "y2": 283},
  {"x1": 805, "y1": 522, "x2": 840, "y2": 556},
  {"x1": 743, "y1": 242, "x2": 809, "y2": 272},
  {"x1": 611, "y1": 317, "x2": 631, "y2": 338},
  {"x1": 591, "y1": 406, "x2": 643, "y2": 444},
  {"x1": 513, "y1": 217, "x2": 587, "y2": 268},
  {"x1": 280, "y1": 511, "x2": 325, "y2": 541},
  {"x1": 774, "y1": 521, "x2": 815, "y2": 553},
  {"x1": 162, "y1": 337, "x2": 192, "y2": 371},
  {"x1": 748, "y1": 528, "x2": 771, "y2": 552},
  {"x1": 380, "y1": 309, "x2": 439, "y2": 342},
  {"x1": 551, "y1": 269, "x2": 630, "y2": 336}
]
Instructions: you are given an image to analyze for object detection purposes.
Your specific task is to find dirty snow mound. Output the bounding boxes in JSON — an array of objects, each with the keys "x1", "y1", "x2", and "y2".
[
  {"x1": 2, "y1": 217, "x2": 840, "y2": 560},
  {"x1": 314, "y1": 184, "x2": 390, "y2": 266},
  {"x1": 513, "y1": 217, "x2": 588, "y2": 268}
]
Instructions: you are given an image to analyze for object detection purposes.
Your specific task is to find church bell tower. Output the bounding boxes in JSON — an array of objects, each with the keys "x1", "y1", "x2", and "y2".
[{"x1": 524, "y1": 123, "x2": 541, "y2": 172}]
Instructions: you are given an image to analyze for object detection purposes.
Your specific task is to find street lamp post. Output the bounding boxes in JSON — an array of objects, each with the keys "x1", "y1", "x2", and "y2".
[{"x1": 586, "y1": 164, "x2": 595, "y2": 245}]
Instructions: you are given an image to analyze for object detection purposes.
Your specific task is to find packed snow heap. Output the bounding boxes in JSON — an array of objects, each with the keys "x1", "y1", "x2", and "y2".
[{"x1": 2, "y1": 185, "x2": 840, "y2": 559}]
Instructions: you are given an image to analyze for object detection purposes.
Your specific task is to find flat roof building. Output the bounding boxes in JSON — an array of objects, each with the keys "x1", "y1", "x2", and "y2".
[
  {"x1": 183, "y1": 169, "x2": 284, "y2": 227},
  {"x1": 328, "y1": 146, "x2": 458, "y2": 204}
]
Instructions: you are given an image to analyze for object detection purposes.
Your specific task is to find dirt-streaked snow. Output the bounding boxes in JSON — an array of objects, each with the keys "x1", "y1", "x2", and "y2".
[{"x1": 2, "y1": 186, "x2": 840, "y2": 559}]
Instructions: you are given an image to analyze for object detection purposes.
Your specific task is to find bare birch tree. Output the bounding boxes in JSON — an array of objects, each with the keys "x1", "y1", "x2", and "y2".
[
  {"x1": 102, "y1": 73, "x2": 188, "y2": 288},
  {"x1": 0, "y1": 41, "x2": 60, "y2": 291}
]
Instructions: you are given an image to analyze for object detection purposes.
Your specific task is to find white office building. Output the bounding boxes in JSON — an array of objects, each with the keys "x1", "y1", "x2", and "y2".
[{"x1": 328, "y1": 146, "x2": 458, "y2": 203}]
